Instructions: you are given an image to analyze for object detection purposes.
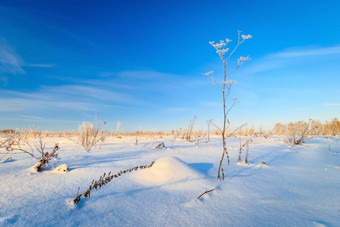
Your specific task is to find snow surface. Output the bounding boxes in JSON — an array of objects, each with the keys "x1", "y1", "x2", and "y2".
[{"x1": 0, "y1": 136, "x2": 339, "y2": 226}]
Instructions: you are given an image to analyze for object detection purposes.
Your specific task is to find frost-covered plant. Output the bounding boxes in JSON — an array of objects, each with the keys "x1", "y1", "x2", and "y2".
[
  {"x1": 78, "y1": 121, "x2": 105, "y2": 152},
  {"x1": 72, "y1": 161, "x2": 155, "y2": 205},
  {"x1": 204, "y1": 30, "x2": 252, "y2": 180},
  {"x1": 186, "y1": 115, "x2": 197, "y2": 142},
  {"x1": 32, "y1": 142, "x2": 60, "y2": 172},
  {"x1": 285, "y1": 120, "x2": 315, "y2": 146},
  {"x1": 0, "y1": 130, "x2": 37, "y2": 161},
  {"x1": 207, "y1": 120, "x2": 211, "y2": 142}
]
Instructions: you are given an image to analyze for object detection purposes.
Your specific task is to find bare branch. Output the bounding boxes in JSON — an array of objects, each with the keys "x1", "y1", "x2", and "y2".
[
  {"x1": 225, "y1": 99, "x2": 240, "y2": 119},
  {"x1": 197, "y1": 188, "x2": 215, "y2": 199},
  {"x1": 203, "y1": 72, "x2": 223, "y2": 91},
  {"x1": 225, "y1": 61, "x2": 245, "y2": 79},
  {"x1": 209, "y1": 120, "x2": 223, "y2": 134},
  {"x1": 227, "y1": 123, "x2": 248, "y2": 137}
]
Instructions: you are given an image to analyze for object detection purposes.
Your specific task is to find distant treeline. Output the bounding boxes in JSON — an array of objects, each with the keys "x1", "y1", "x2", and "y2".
[
  {"x1": 273, "y1": 118, "x2": 340, "y2": 136},
  {"x1": 1, "y1": 118, "x2": 339, "y2": 138}
]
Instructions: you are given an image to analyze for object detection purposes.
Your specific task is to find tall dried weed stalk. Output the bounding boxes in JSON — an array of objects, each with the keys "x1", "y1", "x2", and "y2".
[
  {"x1": 186, "y1": 115, "x2": 197, "y2": 142},
  {"x1": 204, "y1": 30, "x2": 252, "y2": 180}
]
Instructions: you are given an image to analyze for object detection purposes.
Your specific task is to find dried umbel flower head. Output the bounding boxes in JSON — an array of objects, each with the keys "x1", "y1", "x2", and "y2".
[
  {"x1": 203, "y1": 71, "x2": 214, "y2": 76},
  {"x1": 238, "y1": 56, "x2": 251, "y2": 64},
  {"x1": 222, "y1": 80, "x2": 237, "y2": 85},
  {"x1": 241, "y1": 34, "x2": 252, "y2": 40}
]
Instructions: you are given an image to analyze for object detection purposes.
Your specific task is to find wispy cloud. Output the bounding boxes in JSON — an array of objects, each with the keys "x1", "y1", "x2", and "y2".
[
  {"x1": 0, "y1": 97, "x2": 114, "y2": 112},
  {"x1": 89, "y1": 70, "x2": 206, "y2": 93},
  {"x1": 244, "y1": 45, "x2": 340, "y2": 75},
  {"x1": 25, "y1": 63, "x2": 55, "y2": 68},
  {"x1": 43, "y1": 85, "x2": 134, "y2": 102},
  {"x1": 275, "y1": 45, "x2": 340, "y2": 58},
  {"x1": 0, "y1": 38, "x2": 55, "y2": 79},
  {"x1": 0, "y1": 81, "x2": 150, "y2": 114},
  {"x1": 0, "y1": 38, "x2": 25, "y2": 75}
]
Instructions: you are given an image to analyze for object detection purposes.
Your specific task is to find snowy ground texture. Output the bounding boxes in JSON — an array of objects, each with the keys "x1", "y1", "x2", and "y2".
[{"x1": 1, "y1": 135, "x2": 339, "y2": 226}]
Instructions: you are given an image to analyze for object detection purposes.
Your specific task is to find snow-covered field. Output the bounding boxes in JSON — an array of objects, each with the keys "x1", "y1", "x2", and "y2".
[{"x1": 1, "y1": 136, "x2": 339, "y2": 226}]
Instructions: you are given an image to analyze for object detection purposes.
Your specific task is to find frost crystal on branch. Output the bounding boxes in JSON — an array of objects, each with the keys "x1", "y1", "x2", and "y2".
[
  {"x1": 203, "y1": 71, "x2": 214, "y2": 76},
  {"x1": 241, "y1": 34, "x2": 252, "y2": 40},
  {"x1": 238, "y1": 56, "x2": 251, "y2": 64},
  {"x1": 216, "y1": 48, "x2": 229, "y2": 56},
  {"x1": 222, "y1": 80, "x2": 237, "y2": 85}
]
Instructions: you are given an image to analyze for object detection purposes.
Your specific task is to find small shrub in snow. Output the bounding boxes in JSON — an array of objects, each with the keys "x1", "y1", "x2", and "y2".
[
  {"x1": 285, "y1": 120, "x2": 315, "y2": 146},
  {"x1": 32, "y1": 143, "x2": 60, "y2": 172},
  {"x1": 78, "y1": 121, "x2": 105, "y2": 152},
  {"x1": 72, "y1": 161, "x2": 155, "y2": 205},
  {"x1": 0, "y1": 131, "x2": 38, "y2": 161}
]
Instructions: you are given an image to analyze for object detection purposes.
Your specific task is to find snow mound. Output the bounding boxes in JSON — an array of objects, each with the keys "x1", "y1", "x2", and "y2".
[
  {"x1": 58, "y1": 138, "x2": 74, "y2": 144},
  {"x1": 132, "y1": 156, "x2": 202, "y2": 185},
  {"x1": 29, "y1": 162, "x2": 40, "y2": 173},
  {"x1": 53, "y1": 164, "x2": 69, "y2": 173}
]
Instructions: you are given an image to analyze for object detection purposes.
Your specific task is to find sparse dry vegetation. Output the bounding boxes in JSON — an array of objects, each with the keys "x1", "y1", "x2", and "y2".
[
  {"x1": 33, "y1": 142, "x2": 60, "y2": 172},
  {"x1": 78, "y1": 121, "x2": 106, "y2": 152},
  {"x1": 73, "y1": 161, "x2": 155, "y2": 205},
  {"x1": 274, "y1": 118, "x2": 340, "y2": 137},
  {"x1": 0, "y1": 130, "x2": 38, "y2": 160},
  {"x1": 238, "y1": 138, "x2": 252, "y2": 164},
  {"x1": 185, "y1": 115, "x2": 197, "y2": 142}
]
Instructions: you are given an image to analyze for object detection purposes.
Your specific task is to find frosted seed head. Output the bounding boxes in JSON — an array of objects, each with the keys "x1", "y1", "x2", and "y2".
[
  {"x1": 222, "y1": 80, "x2": 237, "y2": 85},
  {"x1": 203, "y1": 71, "x2": 214, "y2": 76},
  {"x1": 238, "y1": 56, "x2": 251, "y2": 64},
  {"x1": 241, "y1": 34, "x2": 252, "y2": 40}
]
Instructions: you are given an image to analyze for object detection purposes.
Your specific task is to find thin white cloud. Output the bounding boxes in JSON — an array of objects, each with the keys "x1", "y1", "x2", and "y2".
[
  {"x1": 0, "y1": 38, "x2": 56, "y2": 76},
  {"x1": 0, "y1": 81, "x2": 151, "y2": 114},
  {"x1": 0, "y1": 97, "x2": 113, "y2": 112},
  {"x1": 244, "y1": 45, "x2": 340, "y2": 75},
  {"x1": 44, "y1": 85, "x2": 133, "y2": 102},
  {"x1": 1, "y1": 115, "x2": 79, "y2": 125},
  {"x1": 25, "y1": 63, "x2": 55, "y2": 68},
  {"x1": 275, "y1": 45, "x2": 340, "y2": 58},
  {"x1": 117, "y1": 70, "x2": 165, "y2": 79},
  {"x1": 0, "y1": 39, "x2": 25, "y2": 74}
]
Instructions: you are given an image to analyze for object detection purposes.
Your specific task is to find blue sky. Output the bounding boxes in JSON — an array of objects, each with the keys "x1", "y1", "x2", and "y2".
[{"x1": 0, "y1": 0, "x2": 339, "y2": 132}]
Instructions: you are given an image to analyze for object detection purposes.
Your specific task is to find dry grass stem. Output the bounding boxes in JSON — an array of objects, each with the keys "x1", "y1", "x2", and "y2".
[{"x1": 73, "y1": 161, "x2": 155, "y2": 205}]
